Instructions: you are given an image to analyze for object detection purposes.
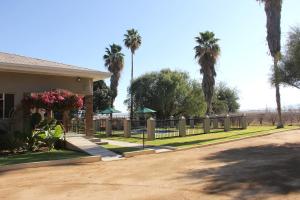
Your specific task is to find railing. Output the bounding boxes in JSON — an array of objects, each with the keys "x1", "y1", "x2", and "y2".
[
  {"x1": 91, "y1": 114, "x2": 247, "y2": 140},
  {"x1": 186, "y1": 117, "x2": 204, "y2": 135},
  {"x1": 130, "y1": 119, "x2": 146, "y2": 139},
  {"x1": 230, "y1": 115, "x2": 243, "y2": 129},
  {"x1": 70, "y1": 118, "x2": 85, "y2": 134},
  {"x1": 155, "y1": 119, "x2": 179, "y2": 138}
]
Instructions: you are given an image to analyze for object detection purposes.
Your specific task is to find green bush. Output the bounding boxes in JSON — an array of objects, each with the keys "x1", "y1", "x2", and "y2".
[
  {"x1": 33, "y1": 119, "x2": 63, "y2": 151},
  {"x1": 0, "y1": 122, "x2": 26, "y2": 153},
  {"x1": 0, "y1": 116, "x2": 64, "y2": 153}
]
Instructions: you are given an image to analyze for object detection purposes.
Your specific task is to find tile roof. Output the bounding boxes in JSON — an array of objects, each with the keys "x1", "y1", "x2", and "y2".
[
  {"x1": 0, "y1": 52, "x2": 111, "y2": 80},
  {"x1": 0, "y1": 52, "x2": 91, "y2": 71}
]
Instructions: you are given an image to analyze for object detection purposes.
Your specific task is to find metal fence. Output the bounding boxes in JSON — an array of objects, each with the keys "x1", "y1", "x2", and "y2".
[
  {"x1": 130, "y1": 119, "x2": 146, "y2": 139},
  {"x1": 209, "y1": 116, "x2": 225, "y2": 131},
  {"x1": 70, "y1": 118, "x2": 85, "y2": 134},
  {"x1": 186, "y1": 117, "x2": 204, "y2": 135},
  {"x1": 89, "y1": 114, "x2": 247, "y2": 139},
  {"x1": 155, "y1": 119, "x2": 180, "y2": 138},
  {"x1": 230, "y1": 115, "x2": 243, "y2": 129}
]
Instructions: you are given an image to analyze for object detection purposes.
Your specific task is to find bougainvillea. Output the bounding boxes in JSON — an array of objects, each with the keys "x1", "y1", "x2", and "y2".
[{"x1": 22, "y1": 89, "x2": 83, "y2": 111}]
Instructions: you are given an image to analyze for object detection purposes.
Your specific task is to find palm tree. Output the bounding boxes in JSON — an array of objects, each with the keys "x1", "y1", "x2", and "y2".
[
  {"x1": 194, "y1": 31, "x2": 220, "y2": 115},
  {"x1": 124, "y1": 29, "x2": 142, "y2": 119},
  {"x1": 257, "y1": 0, "x2": 283, "y2": 128},
  {"x1": 103, "y1": 44, "x2": 124, "y2": 108}
]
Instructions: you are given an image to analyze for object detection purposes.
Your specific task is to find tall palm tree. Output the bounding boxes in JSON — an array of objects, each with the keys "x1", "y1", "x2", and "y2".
[
  {"x1": 103, "y1": 44, "x2": 124, "y2": 108},
  {"x1": 124, "y1": 29, "x2": 142, "y2": 119},
  {"x1": 257, "y1": 0, "x2": 283, "y2": 128},
  {"x1": 194, "y1": 31, "x2": 220, "y2": 115}
]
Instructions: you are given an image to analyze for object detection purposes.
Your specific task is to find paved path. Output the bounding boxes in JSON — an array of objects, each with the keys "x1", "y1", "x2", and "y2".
[
  {"x1": 101, "y1": 139, "x2": 174, "y2": 153},
  {"x1": 66, "y1": 136, "x2": 122, "y2": 161},
  {"x1": 2, "y1": 129, "x2": 300, "y2": 200}
]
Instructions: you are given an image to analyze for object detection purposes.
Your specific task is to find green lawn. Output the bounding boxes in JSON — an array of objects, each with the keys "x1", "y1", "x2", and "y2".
[
  {"x1": 100, "y1": 144, "x2": 142, "y2": 154},
  {"x1": 0, "y1": 150, "x2": 87, "y2": 166},
  {"x1": 96, "y1": 126, "x2": 299, "y2": 149}
]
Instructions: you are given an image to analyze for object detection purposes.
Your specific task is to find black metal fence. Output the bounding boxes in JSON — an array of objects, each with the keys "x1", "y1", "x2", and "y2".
[
  {"x1": 88, "y1": 114, "x2": 246, "y2": 139},
  {"x1": 186, "y1": 117, "x2": 204, "y2": 135},
  {"x1": 230, "y1": 115, "x2": 243, "y2": 129},
  {"x1": 130, "y1": 119, "x2": 146, "y2": 139},
  {"x1": 70, "y1": 118, "x2": 85, "y2": 134},
  {"x1": 155, "y1": 119, "x2": 180, "y2": 138}
]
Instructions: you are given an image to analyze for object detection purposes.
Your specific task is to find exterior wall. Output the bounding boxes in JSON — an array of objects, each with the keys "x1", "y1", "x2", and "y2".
[{"x1": 0, "y1": 71, "x2": 93, "y2": 107}]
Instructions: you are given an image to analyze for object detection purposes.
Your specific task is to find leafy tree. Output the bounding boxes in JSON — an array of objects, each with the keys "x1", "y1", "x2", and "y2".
[
  {"x1": 93, "y1": 80, "x2": 111, "y2": 112},
  {"x1": 124, "y1": 29, "x2": 142, "y2": 119},
  {"x1": 126, "y1": 69, "x2": 206, "y2": 118},
  {"x1": 277, "y1": 27, "x2": 300, "y2": 89},
  {"x1": 212, "y1": 83, "x2": 240, "y2": 114},
  {"x1": 103, "y1": 44, "x2": 124, "y2": 107},
  {"x1": 256, "y1": 0, "x2": 283, "y2": 128},
  {"x1": 194, "y1": 31, "x2": 220, "y2": 115}
]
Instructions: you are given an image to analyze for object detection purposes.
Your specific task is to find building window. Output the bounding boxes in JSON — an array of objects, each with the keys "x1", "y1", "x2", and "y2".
[{"x1": 0, "y1": 93, "x2": 15, "y2": 119}]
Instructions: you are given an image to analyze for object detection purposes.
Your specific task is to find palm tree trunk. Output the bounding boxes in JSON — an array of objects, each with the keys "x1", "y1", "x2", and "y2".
[
  {"x1": 274, "y1": 58, "x2": 284, "y2": 128},
  {"x1": 130, "y1": 52, "x2": 134, "y2": 120}
]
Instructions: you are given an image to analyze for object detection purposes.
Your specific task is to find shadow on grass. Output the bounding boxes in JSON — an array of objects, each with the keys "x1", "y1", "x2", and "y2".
[
  {"x1": 159, "y1": 128, "x2": 276, "y2": 148},
  {"x1": 182, "y1": 143, "x2": 300, "y2": 200}
]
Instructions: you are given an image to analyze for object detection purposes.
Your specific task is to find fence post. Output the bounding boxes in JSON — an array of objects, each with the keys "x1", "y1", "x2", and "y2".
[
  {"x1": 241, "y1": 113, "x2": 247, "y2": 129},
  {"x1": 213, "y1": 115, "x2": 218, "y2": 129},
  {"x1": 124, "y1": 118, "x2": 131, "y2": 138},
  {"x1": 190, "y1": 116, "x2": 194, "y2": 128},
  {"x1": 170, "y1": 116, "x2": 175, "y2": 128},
  {"x1": 224, "y1": 114, "x2": 231, "y2": 132},
  {"x1": 94, "y1": 119, "x2": 100, "y2": 132},
  {"x1": 179, "y1": 116, "x2": 186, "y2": 137},
  {"x1": 203, "y1": 115, "x2": 210, "y2": 134},
  {"x1": 106, "y1": 118, "x2": 112, "y2": 136},
  {"x1": 147, "y1": 117, "x2": 155, "y2": 140}
]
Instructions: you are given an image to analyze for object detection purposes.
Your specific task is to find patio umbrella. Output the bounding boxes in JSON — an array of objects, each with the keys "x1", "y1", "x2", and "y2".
[
  {"x1": 99, "y1": 107, "x2": 121, "y2": 115},
  {"x1": 135, "y1": 107, "x2": 156, "y2": 114},
  {"x1": 134, "y1": 107, "x2": 156, "y2": 149}
]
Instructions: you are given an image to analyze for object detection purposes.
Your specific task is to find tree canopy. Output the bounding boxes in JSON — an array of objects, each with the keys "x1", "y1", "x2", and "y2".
[
  {"x1": 126, "y1": 69, "x2": 239, "y2": 118},
  {"x1": 103, "y1": 44, "x2": 124, "y2": 106},
  {"x1": 212, "y1": 83, "x2": 240, "y2": 114},
  {"x1": 93, "y1": 80, "x2": 111, "y2": 112},
  {"x1": 126, "y1": 69, "x2": 206, "y2": 118},
  {"x1": 278, "y1": 26, "x2": 300, "y2": 89}
]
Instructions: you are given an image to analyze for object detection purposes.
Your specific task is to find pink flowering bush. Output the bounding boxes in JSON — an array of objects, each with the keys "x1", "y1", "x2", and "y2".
[{"x1": 22, "y1": 89, "x2": 83, "y2": 111}]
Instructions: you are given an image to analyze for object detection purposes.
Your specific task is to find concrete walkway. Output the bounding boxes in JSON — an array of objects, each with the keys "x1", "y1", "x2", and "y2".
[
  {"x1": 66, "y1": 135, "x2": 123, "y2": 161},
  {"x1": 101, "y1": 139, "x2": 174, "y2": 153}
]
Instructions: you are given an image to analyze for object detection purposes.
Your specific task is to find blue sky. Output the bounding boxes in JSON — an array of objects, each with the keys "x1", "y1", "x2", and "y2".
[{"x1": 1, "y1": 0, "x2": 300, "y2": 112}]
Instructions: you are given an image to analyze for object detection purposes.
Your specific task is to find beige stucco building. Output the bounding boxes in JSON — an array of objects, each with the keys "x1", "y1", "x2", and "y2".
[{"x1": 0, "y1": 52, "x2": 110, "y2": 136}]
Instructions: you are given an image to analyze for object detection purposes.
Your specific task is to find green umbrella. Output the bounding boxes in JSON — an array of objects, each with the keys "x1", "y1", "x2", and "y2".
[
  {"x1": 135, "y1": 107, "x2": 156, "y2": 114},
  {"x1": 99, "y1": 107, "x2": 121, "y2": 114}
]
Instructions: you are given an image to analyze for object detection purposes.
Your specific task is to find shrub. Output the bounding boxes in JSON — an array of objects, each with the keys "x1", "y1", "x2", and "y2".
[{"x1": 33, "y1": 119, "x2": 63, "y2": 151}]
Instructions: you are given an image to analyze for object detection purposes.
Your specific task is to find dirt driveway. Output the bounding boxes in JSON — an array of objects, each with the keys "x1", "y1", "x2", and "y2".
[{"x1": 1, "y1": 130, "x2": 300, "y2": 200}]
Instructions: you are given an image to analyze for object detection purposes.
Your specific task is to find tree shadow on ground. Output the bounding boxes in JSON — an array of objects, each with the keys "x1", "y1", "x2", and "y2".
[
  {"x1": 159, "y1": 129, "x2": 274, "y2": 147},
  {"x1": 183, "y1": 143, "x2": 300, "y2": 200}
]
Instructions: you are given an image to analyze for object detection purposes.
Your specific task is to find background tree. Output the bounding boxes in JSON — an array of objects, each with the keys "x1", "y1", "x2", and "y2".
[
  {"x1": 277, "y1": 26, "x2": 300, "y2": 89},
  {"x1": 194, "y1": 31, "x2": 220, "y2": 115},
  {"x1": 124, "y1": 29, "x2": 142, "y2": 119},
  {"x1": 257, "y1": 0, "x2": 283, "y2": 128},
  {"x1": 93, "y1": 80, "x2": 111, "y2": 112},
  {"x1": 126, "y1": 69, "x2": 207, "y2": 118},
  {"x1": 126, "y1": 70, "x2": 240, "y2": 118},
  {"x1": 103, "y1": 44, "x2": 124, "y2": 107},
  {"x1": 212, "y1": 83, "x2": 240, "y2": 114}
]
